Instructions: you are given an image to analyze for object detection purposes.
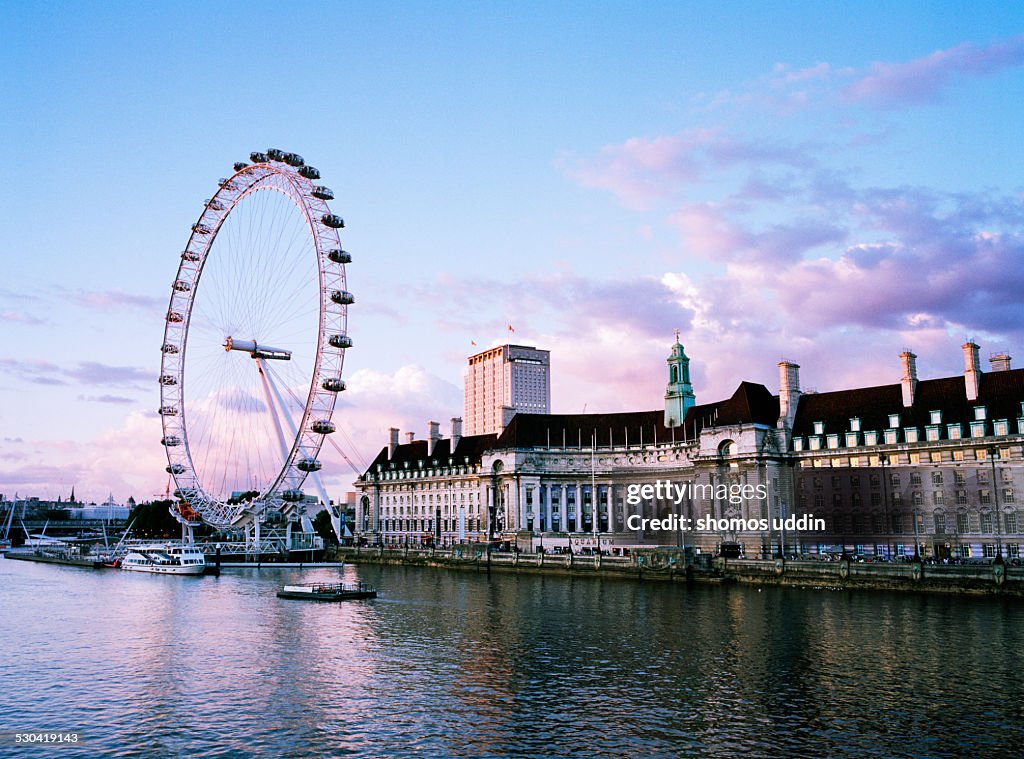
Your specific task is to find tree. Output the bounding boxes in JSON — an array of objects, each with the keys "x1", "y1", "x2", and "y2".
[
  {"x1": 312, "y1": 510, "x2": 338, "y2": 546},
  {"x1": 127, "y1": 500, "x2": 180, "y2": 538}
]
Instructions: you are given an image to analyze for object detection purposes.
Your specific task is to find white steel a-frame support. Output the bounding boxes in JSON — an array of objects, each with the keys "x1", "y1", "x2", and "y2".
[{"x1": 256, "y1": 359, "x2": 340, "y2": 541}]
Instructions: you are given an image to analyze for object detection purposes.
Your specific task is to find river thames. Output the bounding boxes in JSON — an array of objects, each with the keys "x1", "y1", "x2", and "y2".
[{"x1": 1, "y1": 556, "x2": 1022, "y2": 758}]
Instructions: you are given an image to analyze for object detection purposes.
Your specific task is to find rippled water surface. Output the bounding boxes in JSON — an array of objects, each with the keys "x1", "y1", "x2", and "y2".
[{"x1": 1, "y1": 556, "x2": 1023, "y2": 758}]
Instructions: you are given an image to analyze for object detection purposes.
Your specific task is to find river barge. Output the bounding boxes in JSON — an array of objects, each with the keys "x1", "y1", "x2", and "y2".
[{"x1": 276, "y1": 582, "x2": 377, "y2": 601}]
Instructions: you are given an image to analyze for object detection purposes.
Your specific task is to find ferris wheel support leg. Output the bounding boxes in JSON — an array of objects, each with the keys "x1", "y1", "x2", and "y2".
[
  {"x1": 260, "y1": 360, "x2": 341, "y2": 544},
  {"x1": 256, "y1": 359, "x2": 293, "y2": 464}
]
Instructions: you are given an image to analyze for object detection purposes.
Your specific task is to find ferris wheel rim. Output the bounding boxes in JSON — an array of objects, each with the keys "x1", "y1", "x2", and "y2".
[{"x1": 158, "y1": 153, "x2": 351, "y2": 528}]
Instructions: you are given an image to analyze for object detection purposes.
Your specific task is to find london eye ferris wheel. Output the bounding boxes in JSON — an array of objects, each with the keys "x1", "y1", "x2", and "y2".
[{"x1": 158, "y1": 149, "x2": 352, "y2": 531}]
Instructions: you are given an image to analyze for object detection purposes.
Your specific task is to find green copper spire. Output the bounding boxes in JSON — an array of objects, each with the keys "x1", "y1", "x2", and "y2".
[{"x1": 665, "y1": 330, "x2": 695, "y2": 427}]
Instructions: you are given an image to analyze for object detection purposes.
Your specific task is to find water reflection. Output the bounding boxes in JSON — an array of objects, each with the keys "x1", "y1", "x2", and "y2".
[{"x1": 1, "y1": 558, "x2": 1023, "y2": 757}]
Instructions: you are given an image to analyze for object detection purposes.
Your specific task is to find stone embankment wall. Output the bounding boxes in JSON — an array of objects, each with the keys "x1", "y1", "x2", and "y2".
[{"x1": 328, "y1": 547, "x2": 1024, "y2": 597}]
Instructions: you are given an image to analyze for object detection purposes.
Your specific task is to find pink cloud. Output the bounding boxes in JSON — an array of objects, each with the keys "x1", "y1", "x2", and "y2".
[{"x1": 843, "y1": 34, "x2": 1024, "y2": 107}]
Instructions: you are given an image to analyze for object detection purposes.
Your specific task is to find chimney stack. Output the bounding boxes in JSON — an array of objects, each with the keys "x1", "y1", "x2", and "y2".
[
  {"x1": 450, "y1": 417, "x2": 463, "y2": 449},
  {"x1": 989, "y1": 352, "x2": 1012, "y2": 372},
  {"x1": 428, "y1": 420, "x2": 441, "y2": 455},
  {"x1": 388, "y1": 427, "x2": 399, "y2": 458},
  {"x1": 405, "y1": 431, "x2": 415, "y2": 445},
  {"x1": 900, "y1": 350, "x2": 918, "y2": 408},
  {"x1": 963, "y1": 341, "x2": 981, "y2": 401},
  {"x1": 778, "y1": 361, "x2": 801, "y2": 430}
]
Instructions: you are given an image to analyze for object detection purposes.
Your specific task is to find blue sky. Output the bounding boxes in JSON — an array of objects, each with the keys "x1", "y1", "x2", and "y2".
[{"x1": 2, "y1": 2, "x2": 1023, "y2": 502}]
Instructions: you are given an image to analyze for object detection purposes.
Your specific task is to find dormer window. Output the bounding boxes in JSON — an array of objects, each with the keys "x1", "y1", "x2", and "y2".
[
  {"x1": 929, "y1": 410, "x2": 942, "y2": 425},
  {"x1": 974, "y1": 406, "x2": 987, "y2": 421},
  {"x1": 826, "y1": 433, "x2": 839, "y2": 449},
  {"x1": 888, "y1": 414, "x2": 900, "y2": 428},
  {"x1": 904, "y1": 427, "x2": 919, "y2": 444},
  {"x1": 850, "y1": 417, "x2": 861, "y2": 432},
  {"x1": 813, "y1": 421, "x2": 825, "y2": 435}
]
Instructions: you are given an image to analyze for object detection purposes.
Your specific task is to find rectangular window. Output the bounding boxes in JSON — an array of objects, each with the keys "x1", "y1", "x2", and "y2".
[
  {"x1": 1005, "y1": 512, "x2": 1018, "y2": 533},
  {"x1": 959, "y1": 544, "x2": 971, "y2": 557},
  {"x1": 909, "y1": 452, "x2": 921, "y2": 464},
  {"x1": 912, "y1": 491, "x2": 923, "y2": 505},
  {"x1": 889, "y1": 414, "x2": 900, "y2": 428},
  {"x1": 957, "y1": 513, "x2": 970, "y2": 533},
  {"x1": 884, "y1": 429, "x2": 899, "y2": 445},
  {"x1": 865, "y1": 431, "x2": 878, "y2": 446},
  {"x1": 931, "y1": 471, "x2": 943, "y2": 485},
  {"x1": 1005, "y1": 489, "x2": 1015, "y2": 504},
  {"x1": 893, "y1": 492, "x2": 903, "y2": 506},
  {"x1": 994, "y1": 420, "x2": 1009, "y2": 436},
  {"x1": 929, "y1": 410, "x2": 942, "y2": 425},
  {"x1": 933, "y1": 491, "x2": 944, "y2": 505},
  {"x1": 948, "y1": 424, "x2": 962, "y2": 440},
  {"x1": 814, "y1": 494, "x2": 825, "y2": 509},
  {"x1": 852, "y1": 492, "x2": 862, "y2": 507},
  {"x1": 793, "y1": 438, "x2": 804, "y2": 451},
  {"x1": 954, "y1": 470, "x2": 965, "y2": 485},
  {"x1": 984, "y1": 544, "x2": 995, "y2": 558},
  {"x1": 953, "y1": 450, "x2": 965, "y2": 461},
  {"x1": 926, "y1": 426, "x2": 940, "y2": 442},
  {"x1": 978, "y1": 469, "x2": 989, "y2": 484},
  {"x1": 910, "y1": 472, "x2": 922, "y2": 486},
  {"x1": 872, "y1": 514, "x2": 884, "y2": 533},
  {"x1": 846, "y1": 432, "x2": 859, "y2": 447},
  {"x1": 971, "y1": 421, "x2": 986, "y2": 438},
  {"x1": 934, "y1": 513, "x2": 946, "y2": 533},
  {"x1": 974, "y1": 406, "x2": 987, "y2": 421},
  {"x1": 827, "y1": 433, "x2": 840, "y2": 449},
  {"x1": 891, "y1": 514, "x2": 903, "y2": 533},
  {"x1": 850, "y1": 417, "x2": 861, "y2": 432},
  {"x1": 980, "y1": 490, "x2": 991, "y2": 505},
  {"x1": 809, "y1": 436, "x2": 821, "y2": 451},
  {"x1": 850, "y1": 475, "x2": 860, "y2": 488},
  {"x1": 813, "y1": 421, "x2": 825, "y2": 435},
  {"x1": 891, "y1": 473, "x2": 901, "y2": 488},
  {"x1": 832, "y1": 493, "x2": 842, "y2": 506},
  {"x1": 904, "y1": 428, "x2": 919, "y2": 444},
  {"x1": 956, "y1": 490, "x2": 968, "y2": 505},
  {"x1": 871, "y1": 492, "x2": 882, "y2": 507}
]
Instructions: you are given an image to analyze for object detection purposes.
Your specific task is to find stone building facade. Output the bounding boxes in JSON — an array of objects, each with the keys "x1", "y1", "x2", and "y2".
[{"x1": 355, "y1": 340, "x2": 1023, "y2": 559}]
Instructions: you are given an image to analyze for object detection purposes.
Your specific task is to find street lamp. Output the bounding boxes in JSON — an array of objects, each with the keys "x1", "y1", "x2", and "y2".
[
  {"x1": 989, "y1": 445, "x2": 1003, "y2": 562},
  {"x1": 880, "y1": 453, "x2": 893, "y2": 560}
]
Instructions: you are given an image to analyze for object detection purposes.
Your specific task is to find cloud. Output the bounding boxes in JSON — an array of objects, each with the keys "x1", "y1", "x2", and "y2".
[
  {"x1": 77, "y1": 394, "x2": 136, "y2": 404},
  {"x1": 0, "y1": 310, "x2": 48, "y2": 325},
  {"x1": 0, "y1": 358, "x2": 154, "y2": 388},
  {"x1": 69, "y1": 289, "x2": 164, "y2": 312},
  {"x1": 843, "y1": 35, "x2": 1024, "y2": 108},
  {"x1": 563, "y1": 129, "x2": 811, "y2": 207}
]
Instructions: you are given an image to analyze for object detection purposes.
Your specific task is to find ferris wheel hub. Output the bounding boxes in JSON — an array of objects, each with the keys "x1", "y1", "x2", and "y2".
[{"x1": 223, "y1": 336, "x2": 292, "y2": 360}]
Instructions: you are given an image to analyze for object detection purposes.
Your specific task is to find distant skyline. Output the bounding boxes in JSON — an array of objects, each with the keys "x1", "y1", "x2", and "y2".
[{"x1": 2, "y1": 3, "x2": 1023, "y2": 502}]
